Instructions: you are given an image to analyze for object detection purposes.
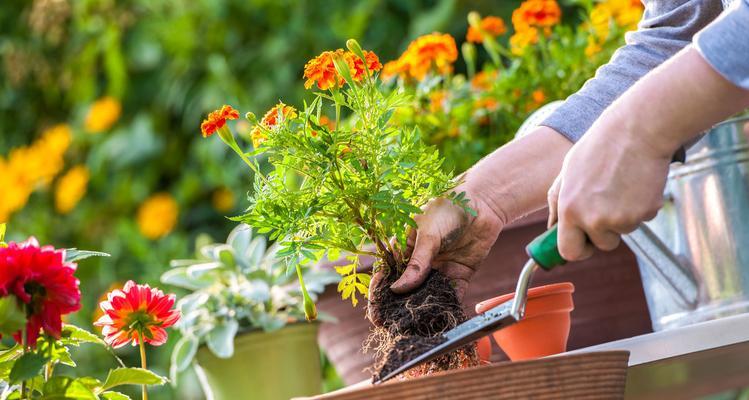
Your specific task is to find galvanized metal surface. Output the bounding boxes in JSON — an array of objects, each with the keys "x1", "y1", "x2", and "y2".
[{"x1": 640, "y1": 115, "x2": 749, "y2": 330}]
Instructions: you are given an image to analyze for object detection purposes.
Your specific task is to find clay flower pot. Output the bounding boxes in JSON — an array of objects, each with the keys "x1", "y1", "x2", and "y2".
[{"x1": 475, "y1": 282, "x2": 575, "y2": 361}]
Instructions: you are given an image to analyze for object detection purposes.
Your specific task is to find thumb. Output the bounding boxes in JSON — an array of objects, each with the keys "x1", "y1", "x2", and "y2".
[
  {"x1": 547, "y1": 174, "x2": 562, "y2": 229},
  {"x1": 390, "y1": 230, "x2": 439, "y2": 294}
]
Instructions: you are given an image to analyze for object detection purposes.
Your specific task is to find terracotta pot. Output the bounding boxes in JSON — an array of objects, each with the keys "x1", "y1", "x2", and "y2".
[{"x1": 475, "y1": 282, "x2": 575, "y2": 361}]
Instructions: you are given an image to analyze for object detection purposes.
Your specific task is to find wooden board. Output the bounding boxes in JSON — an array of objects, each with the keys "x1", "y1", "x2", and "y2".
[{"x1": 299, "y1": 351, "x2": 629, "y2": 400}]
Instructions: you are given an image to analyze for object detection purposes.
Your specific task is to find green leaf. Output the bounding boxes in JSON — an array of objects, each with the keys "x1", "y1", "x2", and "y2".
[
  {"x1": 100, "y1": 392, "x2": 131, "y2": 400},
  {"x1": 206, "y1": 320, "x2": 238, "y2": 359},
  {"x1": 41, "y1": 376, "x2": 97, "y2": 399},
  {"x1": 171, "y1": 335, "x2": 198, "y2": 373},
  {"x1": 10, "y1": 352, "x2": 48, "y2": 383},
  {"x1": 0, "y1": 296, "x2": 26, "y2": 336},
  {"x1": 61, "y1": 325, "x2": 106, "y2": 347},
  {"x1": 64, "y1": 249, "x2": 110, "y2": 263},
  {"x1": 101, "y1": 368, "x2": 167, "y2": 391}
]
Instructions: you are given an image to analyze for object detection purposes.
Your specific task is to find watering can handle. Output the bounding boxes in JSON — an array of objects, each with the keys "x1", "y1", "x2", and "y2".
[{"x1": 526, "y1": 224, "x2": 567, "y2": 271}]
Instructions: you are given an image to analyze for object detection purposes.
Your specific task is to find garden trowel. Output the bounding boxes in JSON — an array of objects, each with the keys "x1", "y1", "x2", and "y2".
[{"x1": 373, "y1": 225, "x2": 565, "y2": 384}]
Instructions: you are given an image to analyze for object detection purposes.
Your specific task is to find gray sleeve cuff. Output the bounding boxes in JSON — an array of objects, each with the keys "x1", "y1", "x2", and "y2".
[
  {"x1": 540, "y1": 0, "x2": 723, "y2": 143},
  {"x1": 694, "y1": 0, "x2": 749, "y2": 90}
]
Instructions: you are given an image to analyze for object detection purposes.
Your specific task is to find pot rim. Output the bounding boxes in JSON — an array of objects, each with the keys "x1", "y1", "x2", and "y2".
[{"x1": 475, "y1": 282, "x2": 575, "y2": 314}]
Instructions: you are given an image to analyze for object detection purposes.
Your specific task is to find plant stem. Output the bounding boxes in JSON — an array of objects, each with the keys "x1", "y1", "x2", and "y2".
[
  {"x1": 137, "y1": 331, "x2": 148, "y2": 400},
  {"x1": 20, "y1": 328, "x2": 27, "y2": 400}
]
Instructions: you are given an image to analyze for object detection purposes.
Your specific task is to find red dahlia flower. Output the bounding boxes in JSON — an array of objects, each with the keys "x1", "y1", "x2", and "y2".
[
  {"x1": 0, "y1": 237, "x2": 81, "y2": 345},
  {"x1": 94, "y1": 280, "x2": 180, "y2": 348}
]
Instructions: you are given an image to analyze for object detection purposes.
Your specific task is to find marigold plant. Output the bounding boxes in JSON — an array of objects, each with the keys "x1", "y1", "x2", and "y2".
[{"x1": 203, "y1": 40, "x2": 468, "y2": 315}]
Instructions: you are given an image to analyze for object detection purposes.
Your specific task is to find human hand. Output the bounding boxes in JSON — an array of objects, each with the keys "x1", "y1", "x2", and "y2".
[{"x1": 547, "y1": 125, "x2": 671, "y2": 261}]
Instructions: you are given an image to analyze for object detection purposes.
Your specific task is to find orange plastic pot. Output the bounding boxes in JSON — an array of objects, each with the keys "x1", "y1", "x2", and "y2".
[{"x1": 475, "y1": 282, "x2": 575, "y2": 361}]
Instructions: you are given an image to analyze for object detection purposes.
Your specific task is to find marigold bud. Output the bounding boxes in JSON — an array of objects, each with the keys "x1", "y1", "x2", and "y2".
[
  {"x1": 346, "y1": 39, "x2": 366, "y2": 61},
  {"x1": 467, "y1": 11, "x2": 482, "y2": 28},
  {"x1": 245, "y1": 112, "x2": 257, "y2": 123}
]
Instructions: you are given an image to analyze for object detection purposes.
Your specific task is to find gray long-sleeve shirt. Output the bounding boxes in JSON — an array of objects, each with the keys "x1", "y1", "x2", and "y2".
[{"x1": 542, "y1": 0, "x2": 749, "y2": 143}]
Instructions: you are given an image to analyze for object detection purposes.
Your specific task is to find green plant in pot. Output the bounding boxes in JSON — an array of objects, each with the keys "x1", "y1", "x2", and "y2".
[
  {"x1": 161, "y1": 224, "x2": 338, "y2": 400},
  {"x1": 201, "y1": 39, "x2": 480, "y2": 381}
]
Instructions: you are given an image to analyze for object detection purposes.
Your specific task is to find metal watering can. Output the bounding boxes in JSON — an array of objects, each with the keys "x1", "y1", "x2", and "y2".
[{"x1": 642, "y1": 115, "x2": 749, "y2": 330}]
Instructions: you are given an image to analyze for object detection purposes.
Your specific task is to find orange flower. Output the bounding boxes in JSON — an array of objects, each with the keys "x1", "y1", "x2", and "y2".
[
  {"x1": 94, "y1": 280, "x2": 180, "y2": 348},
  {"x1": 304, "y1": 49, "x2": 382, "y2": 90},
  {"x1": 512, "y1": 0, "x2": 561, "y2": 31},
  {"x1": 470, "y1": 70, "x2": 498, "y2": 91},
  {"x1": 474, "y1": 97, "x2": 500, "y2": 112},
  {"x1": 383, "y1": 33, "x2": 458, "y2": 81},
  {"x1": 510, "y1": 26, "x2": 540, "y2": 55},
  {"x1": 466, "y1": 16, "x2": 507, "y2": 43},
  {"x1": 250, "y1": 102, "x2": 298, "y2": 148},
  {"x1": 532, "y1": 89, "x2": 546, "y2": 104},
  {"x1": 429, "y1": 90, "x2": 447, "y2": 113},
  {"x1": 348, "y1": 50, "x2": 383, "y2": 81},
  {"x1": 304, "y1": 49, "x2": 346, "y2": 90},
  {"x1": 201, "y1": 105, "x2": 240, "y2": 138}
]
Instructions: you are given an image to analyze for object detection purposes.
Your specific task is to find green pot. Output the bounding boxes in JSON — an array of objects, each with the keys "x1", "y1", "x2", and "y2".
[{"x1": 195, "y1": 323, "x2": 322, "y2": 400}]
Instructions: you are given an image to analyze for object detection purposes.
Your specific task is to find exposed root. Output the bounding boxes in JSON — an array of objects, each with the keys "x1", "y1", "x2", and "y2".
[{"x1": 365, "y1": 268, "x2": 479, "y2": 381}]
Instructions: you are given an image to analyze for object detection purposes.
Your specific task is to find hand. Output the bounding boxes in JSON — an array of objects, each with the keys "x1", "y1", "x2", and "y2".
[
  {"x1": 547, "y1": 123, "x2": 671, "y2": 261},
  {"x1": 371, "y1": 184, "x2": 506, "y2": 301}
]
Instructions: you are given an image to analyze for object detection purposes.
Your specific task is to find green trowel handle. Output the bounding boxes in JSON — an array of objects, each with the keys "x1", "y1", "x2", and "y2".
[{"x1": 525, "y1": 224, "x2": 566, "y2": 271}]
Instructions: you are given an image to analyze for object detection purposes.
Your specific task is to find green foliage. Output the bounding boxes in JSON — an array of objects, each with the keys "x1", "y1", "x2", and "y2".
[
  {"x1": 162, "y1": 225, "x2": 338, "y2": 381},
  {"x1": 100, "y1": 368, "x2": 167, "y2": 391},
  {"x1": 236, "y1": 47, "x2": 462, "y2": 310}
]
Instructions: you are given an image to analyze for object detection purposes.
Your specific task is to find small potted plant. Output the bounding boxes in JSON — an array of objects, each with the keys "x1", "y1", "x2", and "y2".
[
  {"x1": 201, "y1": 39, "x2": 480, "y2": 380},
  {"x1": 161, "y1": 224, "x2": 338, "y2": 400}
]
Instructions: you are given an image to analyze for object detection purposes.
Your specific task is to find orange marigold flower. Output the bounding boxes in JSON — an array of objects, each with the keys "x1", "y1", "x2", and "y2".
[
  {"x1": 510, "y1": 26, "x2": 540, "y2": 55},
  {"x1": 201, "y1": 105, "x2": 240, "y2": 138},
  {"x1": 94, "y1": 280, "x2": 180, "y2": 348},
  {"x1": 466, "y1": 16, "x2": 507, "y2": 43},
  {"x1": 304, "y1": 49, "x2": 346, "y2": 90},
  {"x1": 532, "y1": 89, "x2": 546, "y2": 104},
  {"x1": 348, "y1": 50, "x2": 383, "y2": 81},
  {"x1": 471, "y1": 70, "x2": 498, "y2": 91},
  {"x1": 385, "y1": 33, "x2": 458, "y2": 81},
  {"x1": 512, "y1": 0, "x2": 562, "y2": 31},
  {"x1": 250, "y1": 103, "x2": 298, "y2": 148},
  {"x1": 429, "y1": 90, "x2": 448, "y2": 113}
]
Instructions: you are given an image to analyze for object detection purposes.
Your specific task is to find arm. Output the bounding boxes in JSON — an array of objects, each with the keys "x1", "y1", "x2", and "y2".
[
  {"x1": 551, "y1": 45, "x2": 749, "y2": 260},
  {"x1": 542, "y1": 0, "x2": 723, "y2": 142}
]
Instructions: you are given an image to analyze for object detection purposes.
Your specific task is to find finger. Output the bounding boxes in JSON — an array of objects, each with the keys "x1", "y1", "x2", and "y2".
[
  {"x1": 547, "y1": 175, "x2": 562, "y2": 228},
  {"x1": 557, "y1": 217, "x2": 594, "y2": 261},
  {"x1": 586, "y1": 229, "x2": 621, "y2": 252},
  {"x1": 391, "y1": 230, "x2": 439, "y2": 293}
]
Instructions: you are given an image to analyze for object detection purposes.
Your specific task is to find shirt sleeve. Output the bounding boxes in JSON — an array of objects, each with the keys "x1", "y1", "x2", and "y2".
[
  {"x1": 694, "y1": 0, "x2": 749, "y2": 90},
  {"x1": 541, "y1": 0, "x2": 723, "y2": 143}
]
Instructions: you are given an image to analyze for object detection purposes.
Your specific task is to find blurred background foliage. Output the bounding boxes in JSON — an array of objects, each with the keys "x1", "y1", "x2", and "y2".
[{"x1": 1, "y1": 0, "x2": 612, "y2": 398}]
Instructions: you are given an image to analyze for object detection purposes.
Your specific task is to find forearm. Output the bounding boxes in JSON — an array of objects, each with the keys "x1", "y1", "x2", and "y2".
[
  {"x1": 462, "y1": 126, "x2": 571, "y2": 225},
  {"x1": 602, "y1": 47, "x2": 749, "y2": 158}
]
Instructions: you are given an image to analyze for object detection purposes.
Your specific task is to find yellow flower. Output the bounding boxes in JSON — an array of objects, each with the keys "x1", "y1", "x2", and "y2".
[
  {"x1": 585, "y1": 36, "x2": 603, "y2": 57},
  {"x1": 0, "y1": 158, "x2": 32, "y2": 223},
  {"x1": 510, "y1": 27, "x2": 540, "y2": 55},
  {"x1": 85, "y1": 96, "x2": 122, "y2": 134},
  {"x1": 137, "y1": 193, "x2": 179, "y2": 240},
  {"x1": 212, "y1": 187, "x2": 235, "y2": 212},
  {"x1": 55, "y1": 166, "x2": 89, "y2": 214}
]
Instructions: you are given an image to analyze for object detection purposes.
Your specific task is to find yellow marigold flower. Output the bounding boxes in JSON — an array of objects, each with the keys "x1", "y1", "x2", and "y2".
[
  {"x1": 84, "y1": 96, "x2": 122, "y2": 134},
  {"x1": 0, "y1": 158, "x2": 32, "y2": 223},
  {"x1": 212, "y1": 187, "x2": 235, "y2": 213},
  {"x1": 250, "y1": 102, "x2": 298, "y2": 148},
  {"x1": 137, "y1": 193, "x2": 179, "y2": 240},
  {"x1": 510, "y1": 27, "x2": 540, "y2": 55},
  {"x1": 512, "y1": 0, "x2": 562, "y2": 31},
  {"x1": 466, "y1": 16, "x2": 507, "y2": 43},
  {"x1": 55, "y1": 165, "x2": 89, "y2": 214},
  {"x1": 585, "y1": 36, "x2": 603, "y2": 57}
]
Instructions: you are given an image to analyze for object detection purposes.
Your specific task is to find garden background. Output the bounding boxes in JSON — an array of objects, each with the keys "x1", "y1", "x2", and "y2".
[{"x1": 0, "y1": 0, "x2": 632, "y2": 398}]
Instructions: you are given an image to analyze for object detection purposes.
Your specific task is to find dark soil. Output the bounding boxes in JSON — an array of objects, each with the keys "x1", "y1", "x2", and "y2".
[{"x1": 366, "y1": 268, "x2": 479, "y2": 381}]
